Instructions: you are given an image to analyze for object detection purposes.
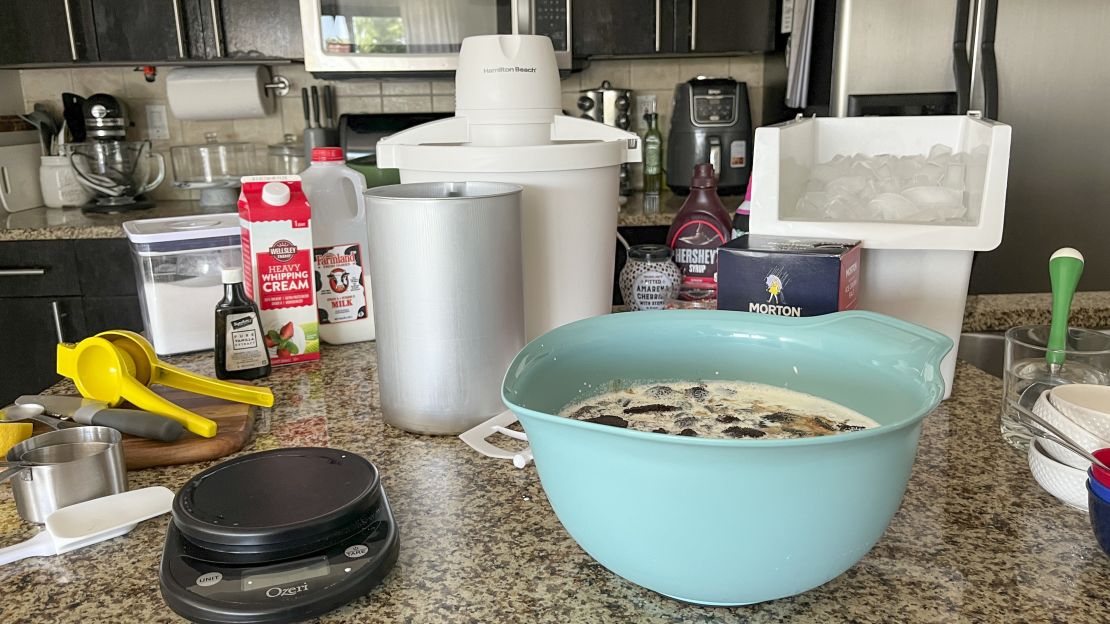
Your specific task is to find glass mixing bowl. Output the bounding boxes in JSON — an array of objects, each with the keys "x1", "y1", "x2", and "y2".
[{"x1": 68, "y1": 140, "x2": 165, "y2": 205}]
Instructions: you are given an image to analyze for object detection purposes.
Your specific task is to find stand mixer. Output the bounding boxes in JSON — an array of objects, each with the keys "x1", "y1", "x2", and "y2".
[{"x1": 68, "y1": 94, "x2": 165, "y2": 214}]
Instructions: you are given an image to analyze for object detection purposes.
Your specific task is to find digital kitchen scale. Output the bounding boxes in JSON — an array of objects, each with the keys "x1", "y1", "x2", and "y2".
[{"x1": 159, "y1": 448, "x2": 399, "y2": 624}]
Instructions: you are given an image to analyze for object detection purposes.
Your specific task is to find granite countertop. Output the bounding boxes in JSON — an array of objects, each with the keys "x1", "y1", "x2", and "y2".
[
  {"x1": 0, "y1": 201, "x2": 236, "y2": 241},
  {"x1": 1, "y1": 191, "x2": 715, "y2": 242},
  {"x1": 964, "y1": 291, "x2": 1110, "y2": 332},
  {"x1": 618, "y1": 191, "x2": 743, "y2": 227},
  {"x1": 2, "y1": 335, "x2": 1109, "y2": 623}
]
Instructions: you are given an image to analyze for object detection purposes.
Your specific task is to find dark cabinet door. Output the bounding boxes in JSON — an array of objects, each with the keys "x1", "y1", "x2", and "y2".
[
  {"x1": 91, "y1": 0, "x2": 189, "y2": 62},
  {"x1": 0, "y1": 297, "x2": 86, "y2": 405},
  {"x1": 218, "y1": 0, "x2": 304, "y2": 60},
  {"x1": 573, "y1": 0, "x2": 676, "y2": 56},
  {"x1": 74, "y1": 239, "x2": 138, "y2": 297},
  {"x1": 83, "y1": 296, "x2": 144, "y2": 336},
  {"x1": 681, "y1": 0, "x2": 777, "y2": 54},
  {"x1": 0, "y1": 0, "x2": 97, "y2": 65}
]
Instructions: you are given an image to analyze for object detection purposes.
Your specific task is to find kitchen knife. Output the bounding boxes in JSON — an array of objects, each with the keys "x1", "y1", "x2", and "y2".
[
  {"x1": 15, "y1": 395, "x2": 185, "y2": 442},
  {"x1": 61, "y1": 93, "x2": 86, "y2": 143},
  {"x1": 311, "y1": 85, "x2": 322, "y2": 128},
  {"x1": 301, "y1": 87, "x2": 312, "y2": 128},
  {"x1": 322, "y1": 85, "x2": 334, "y2": 129}
]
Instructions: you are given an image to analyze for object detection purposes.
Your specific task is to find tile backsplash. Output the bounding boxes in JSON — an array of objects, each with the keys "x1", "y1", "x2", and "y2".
[{"x1": 16, "y1": 54, "x2": 776, "y2": 201}]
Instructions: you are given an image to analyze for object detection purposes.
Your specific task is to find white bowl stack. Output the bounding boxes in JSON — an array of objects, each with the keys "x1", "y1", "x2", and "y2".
[{"x1": 1027, "y1": 384, "x2": 1110, "y2": 511}]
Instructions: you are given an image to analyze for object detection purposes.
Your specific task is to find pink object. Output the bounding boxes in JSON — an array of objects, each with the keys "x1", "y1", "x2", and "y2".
[
  {"x1": 737, "y1": 175, "x2": 752, "y2": 216},
  {"x1": 1092, "y1": 448, "x2": 1110, "y2": 489}
]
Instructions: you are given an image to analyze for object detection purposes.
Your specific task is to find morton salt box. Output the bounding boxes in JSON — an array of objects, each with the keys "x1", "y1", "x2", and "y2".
[{"x1": 717, "y1": 235, "x2": 861, "y2": 317}]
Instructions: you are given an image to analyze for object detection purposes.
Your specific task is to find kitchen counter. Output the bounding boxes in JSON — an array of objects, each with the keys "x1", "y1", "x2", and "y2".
[
  {"x1": 0, "y1": 201, "x2": 234, "y2": 241},
  {"x1": 618, "y1": 191, "x2": 743, "y2": 227},
  {"x1": 1, "y1": 192, "x2": 717, "y2": 241},
  {"x1": 2, "y1": 341, "x2": 1109, "y2": 623},
  {"x1": 964, "y1": 291, "x2": 1110, "y2": 332}
]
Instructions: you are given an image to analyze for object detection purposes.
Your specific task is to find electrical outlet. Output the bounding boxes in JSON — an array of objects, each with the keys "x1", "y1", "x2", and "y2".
[
  {"x1": 146, "y1": 104, "x2": 170, "y2": 140},
  {"x1": 634, "y1": 94, "x2": 657, "y2": 132}
]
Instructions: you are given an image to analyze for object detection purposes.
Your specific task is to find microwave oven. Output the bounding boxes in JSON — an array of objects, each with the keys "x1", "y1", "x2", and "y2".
[{"x1": 299, "y1": 0, "x2": 571, "y2": 76}]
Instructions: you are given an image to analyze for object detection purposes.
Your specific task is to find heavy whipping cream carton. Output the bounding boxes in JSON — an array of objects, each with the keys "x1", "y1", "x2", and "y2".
[
  {"x1": 717, "y1": 234, "x2": 861, "y2": 317},
  {"x1": 238, "y1": 176, "x2": 320, "y2": 365}
]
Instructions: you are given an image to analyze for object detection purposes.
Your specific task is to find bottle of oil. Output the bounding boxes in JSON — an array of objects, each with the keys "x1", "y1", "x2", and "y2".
[
  {"x1": 642, "y1": 111, "x2": 663, "y2": 195},
  {"x1": 215, "y1": 268, "x2": 271, "y2": 380}
]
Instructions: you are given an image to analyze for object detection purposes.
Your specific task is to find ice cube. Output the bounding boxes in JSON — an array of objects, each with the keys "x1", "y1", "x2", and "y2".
[
  {"x1": 795, "y1": 192, "x2": 828, "y2": 218},
  {"x1": 912, "y1": 162, "x2": 944, "y2": 187},
  {"x1": 928, "y1": 144, "x2": 953, "y2": 160},
  {"x1": 941, "y1": 163, "x2": 966, "y2": 190},
  {"x1": 901, "y1": 186, "x2": 966, "y2": 221},
  {"x1": 868, "y1": 193, "x2": 920, "y2": 221},
  {"x1": 825, "y1": 175, "x2": 868, "y2": 195},
  {"x1": 812, "y1": 155, "x2": 853, "y2": 184}
]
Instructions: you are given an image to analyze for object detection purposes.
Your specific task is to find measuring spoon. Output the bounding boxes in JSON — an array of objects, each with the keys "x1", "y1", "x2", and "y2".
[{"x1": 0, "y1": 487, "x2": 174, "y2": 566}]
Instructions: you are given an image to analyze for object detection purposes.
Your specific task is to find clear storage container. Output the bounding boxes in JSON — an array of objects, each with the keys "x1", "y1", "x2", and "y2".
[
  {"x1": 749, "y1": 113, "x2": 1013, "y2": 398},
  {"x1": 122, "y1": 214, "x2": 242, "y2": 356}
]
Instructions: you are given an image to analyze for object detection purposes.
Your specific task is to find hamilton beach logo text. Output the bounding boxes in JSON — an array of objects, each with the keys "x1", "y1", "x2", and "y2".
[{"x1": 482, "y1": 66, "x2": 537, "y2": 74}]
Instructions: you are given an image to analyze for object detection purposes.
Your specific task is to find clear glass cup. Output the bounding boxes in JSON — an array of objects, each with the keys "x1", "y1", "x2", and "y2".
[
  {"x1": 664, "y1": 281, "x2": 718, "y2": 310},
  {"x1": 1002, "y1": 325, "x2": 1110, "y2": 451}
]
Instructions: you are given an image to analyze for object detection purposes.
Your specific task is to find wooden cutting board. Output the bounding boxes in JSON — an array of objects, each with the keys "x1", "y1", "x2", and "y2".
[{"x1": 120, "y1": 387, "x2": 256, "y2": 470}]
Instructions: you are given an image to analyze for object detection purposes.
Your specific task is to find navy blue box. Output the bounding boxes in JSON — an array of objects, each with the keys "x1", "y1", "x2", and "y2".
[{"x1": 717, "y1": 235, "x2": 861, "y2": 317}]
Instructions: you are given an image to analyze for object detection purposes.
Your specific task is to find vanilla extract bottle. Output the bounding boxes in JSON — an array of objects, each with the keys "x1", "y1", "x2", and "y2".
[{"x1": 215, "y1": 268, "x2": 272, "y2": 380}]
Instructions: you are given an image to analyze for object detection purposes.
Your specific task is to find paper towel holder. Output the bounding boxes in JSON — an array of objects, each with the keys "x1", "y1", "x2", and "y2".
[{"x1": 264, "y1": 75, "x2": 291, "y2": 97}]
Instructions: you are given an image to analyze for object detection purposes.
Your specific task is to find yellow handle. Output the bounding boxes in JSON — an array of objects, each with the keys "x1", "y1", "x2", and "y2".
[
  {"x1": 119, "y1": 376, "x2": 219, "y2": 438},
  {"x1": 56, "y1": 342, "x2": 80, "y2": 383},
  {"x1": 152, "y1": 362, "x2": 275, "y2": 408}
]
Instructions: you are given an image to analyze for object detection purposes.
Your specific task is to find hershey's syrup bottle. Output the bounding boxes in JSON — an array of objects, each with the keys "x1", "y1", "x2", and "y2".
[
  {"x1": 667, "y1": 163, "x2": 734, "y2": 285},
  {"x1": 215, "y1": 268, "x2": 271, "y2": 380}
]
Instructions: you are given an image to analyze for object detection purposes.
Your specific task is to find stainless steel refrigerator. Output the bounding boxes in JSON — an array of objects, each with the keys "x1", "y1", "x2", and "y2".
[{"x1": 791, "y1": 0, "x2": 1110, "y2": 293}]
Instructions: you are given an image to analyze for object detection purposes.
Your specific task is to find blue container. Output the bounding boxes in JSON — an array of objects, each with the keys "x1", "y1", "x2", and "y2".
[
  {"x1": 502, "y1": 310, "x2": 951, "y2": 605},
  {"x1": 1088, "y1": 482, "x2": 1110, "y2": 559},
  {"x1": 1089, "y1": 471, "x2": 1110, "y2": 505}
]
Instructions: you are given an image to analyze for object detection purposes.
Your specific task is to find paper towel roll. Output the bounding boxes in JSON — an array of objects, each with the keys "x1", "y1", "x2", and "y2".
[{"x1": 166, "y1": 66, "x2": 276, "y2": 120}]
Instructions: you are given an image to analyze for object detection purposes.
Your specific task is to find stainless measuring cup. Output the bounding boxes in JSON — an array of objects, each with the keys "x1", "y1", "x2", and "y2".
[{"x1": 1, "y1": 426, "x2": 127, "y2": 523}]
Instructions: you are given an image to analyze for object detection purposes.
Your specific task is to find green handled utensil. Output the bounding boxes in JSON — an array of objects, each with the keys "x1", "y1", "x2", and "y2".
[{"x1": 1047, "y1": 247, "x2": 1084, "y2": 367}]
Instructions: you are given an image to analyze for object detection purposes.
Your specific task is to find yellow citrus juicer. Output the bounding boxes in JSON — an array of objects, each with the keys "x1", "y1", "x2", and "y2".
[{"x1": 56, "y1": 330, "x2": 275, "y2": 438}]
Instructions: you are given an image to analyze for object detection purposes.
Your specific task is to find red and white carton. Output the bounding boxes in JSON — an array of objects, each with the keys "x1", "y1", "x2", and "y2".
[{"x1": 238, "y1": 175, "x2": 321, "y2": 365}]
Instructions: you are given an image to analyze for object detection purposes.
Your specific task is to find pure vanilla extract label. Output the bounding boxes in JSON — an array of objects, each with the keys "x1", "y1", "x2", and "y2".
[
  {"x1": 224, "y1": 313, "x2": 269, "y2": 371},
  {"x1": 314, "y1": 243, "x2": 367, "y2": 325}
]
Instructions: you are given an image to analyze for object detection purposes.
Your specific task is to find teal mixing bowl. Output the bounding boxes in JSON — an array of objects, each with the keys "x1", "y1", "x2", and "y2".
[{"x1": 501, "y1": 310, "x2": 951, "y2": 605}]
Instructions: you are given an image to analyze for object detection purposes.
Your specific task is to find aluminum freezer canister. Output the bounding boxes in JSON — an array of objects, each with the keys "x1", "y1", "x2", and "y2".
[
  {"x1": 364, "y1": 182, "x2": 525, "y2": 435},
  {"x1": 376, "y1": 35, "x2": 641, "y2": 340}
]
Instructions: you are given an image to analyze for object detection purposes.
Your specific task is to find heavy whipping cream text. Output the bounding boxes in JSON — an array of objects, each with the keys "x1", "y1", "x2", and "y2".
[{"x1": 239, "y1": 176, "x2": 321, "y2": 365}]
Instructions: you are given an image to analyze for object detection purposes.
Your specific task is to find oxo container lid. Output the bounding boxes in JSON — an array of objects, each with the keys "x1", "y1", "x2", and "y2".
[
  {"x1": 172, "y1": 448, "x2": 381, "y2": 549},
  {"x1": 124, "y1": 213, "x2": 240, "y2": 245}
]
